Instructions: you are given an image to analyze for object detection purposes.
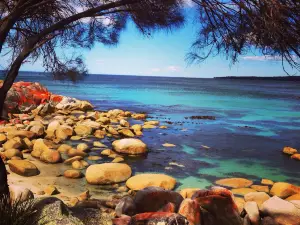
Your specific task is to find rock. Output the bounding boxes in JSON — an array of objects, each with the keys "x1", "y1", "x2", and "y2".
[
  {"x1": 178, "y1": 198, "x2": 201, "y2": 225},
  {"x1": 261, "y1": 179, "x2": 274, "y2": 186},
  {"x1": 70, "y1": 136, "x2": 82, "y2": 140},
  {"x1": 34, "y1": 197, "x2": 84, "y2": 225},
  {"x1": 234, "y1": 197, "x2": 245, "y2": 213},
  {"x1": 131, "y1": 124, "x2": 142, "y2": 132},
  {"x1": 117, "y1": 186, "x2": 129, "y2": 193},
  {"x1": 8, "y1": 160, "x2": 39, "y2": 176},
  {"x1": 101, "y1": 149, "x2": 113, "y2": 156},
  {"x1": 0, "y1": 133, "x2": 7, "y2": 143},
  {"x1": 93, "y1": 141, "x2": 107, "y2": 148},
  {"x1": 260, "y1": 217, "x2": 278, "y2": 225},
  {"x1": 64, "y1": 156, "x2": 83, "y2": 164},
  {"x1": 72, "y1": 160, "x2": 87, "y2": 169},
  {"x1": 4, "y1": 148, "x2": 23, "y2": 159},
  {"x1": 74, "y1": 124, "x2": 93, "y2": 136},
  {"x1": 3, "y1": 137, "x2": 23, "y2": 150},
  {"x1": 261, "y1": 196, "x2": 300, "y2": 225},
  {"x1": 7, "y1": 130, "x2": 35, "y2": 139},
  {"x1": 251, "y1": 185, "x2": 269, "y2": 193},
  {"x1": 286, "y1": 194, "x2": 300, "y2": 201},
  {"x1": 108, "y1": 126, "x2": 119, "y2": 135},
  {"x1": 64, "y1": 170, "x2": 83, "y2": 179},
  {"x1": 120, "y1": 119, "x2": 130, "y2": 127},
  {"x1": 112, "y1": 157, "x2": 124, "y2": 163},
  {"x1": 160, "y1": 126, "x2": 168, "y2": 129},
  {"x1": 44, "y1": 185, "x2": 59, "y2": 195},
  {"x1": 80, "y1": 120, "x2": 101, "y2": 129},
  {"x1": 119, "y1": 129, "x2": 135, "y2": 137},
  {"x1": 112, "y1": 138, "x2": 147, "y2": 155},
  {"x1": 87, "y1": 156, "x2": 101, "y2": 161},
  {"x1": 127, "y1": 212, "x2": 188, "y2": 225},
  {"x1": 231, "y1": 188, "x2": 257, "y2": 196},
  {"x1": 9, "y1": 185, "x2": 34, "y2": 202},
  {"x1": 291, "y1": 154, "x2": 300, "y2": 160},
  {"x1": 46, "y1": 120, "x2": 60, "y2": 138},
  {"x1": 94, "y1": 130, "x2": 106, "y2": 139},
  {"x1": 143, "y1": 124, "x2": 156, "y2": 129},
  {"x1": 283, "y1": 146, "x2": 298, "y2": 155},
  {"x1": 86, "y1": 163, "x2": 132, "y2": 185},
  {"x1": 97, "y1": 117, "x2": 110, "y2": 125},
  {"x1": 77, "y1": 190, "x2": 90, "y2": 201},
  {"x1": 144, "y1": 120, "x2": 160, "y2": 126},
  {"x1": 132, "y1": 113, "x2": 147, "y2": 120},
  {"x1": 30, "y1": 125, "x2": 45, "y2": 136},
  {"x1": 192, "y1": 187, "x2": 243, "y2": 225},
  {"x1": 244, "y1": 201, "x2": 260, "y2": 225},
  {"x1": 244, "y1": 192, "x2": 270, "y2": 209},
  {"x1": 40, "y1": 149, "x2": 62, "y2": 163},
  {"x1": 32, "y1": 138, "x2": 50, "y2": 158},
  {"x1": 115, "y1": 196, "x2": 137, "y2": 216},
  {"x1": 162, "y1": 143, "x2": 176, "y2": 147},
  {"x1": 179, "y1": 188, "x2": 201, "y2": 199},
  {"x1": 215, "y1": 178, "x2": 253, "y2": 188},
  {"x1": 134, "y1": 187, "x2": 183, "y2": 213},
  {"x1": 58, "y1": 144, "x2": 72, "y2": 153},
  {"x1": 270, "y1": 182, "x2": 300, "y2": 198},
  {"x1": 77, "y1": 143, "x2": 89, "y2": 152},
  {"x1": 67, "y1": 148, "x2": 87, "y2": 157},
  {"x1": 23, "y1": 137, "x2": 33, "y2": 149},
  {"x1": 126, "y1": 173, "x2": 176, "y2": 191},
  {"x1": 56, "y1": 125, "x2": 73, "y2": 140}
]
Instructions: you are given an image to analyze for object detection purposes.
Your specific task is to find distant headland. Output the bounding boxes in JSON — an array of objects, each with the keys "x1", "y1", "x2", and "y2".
[{"x1": 215, "y1": 76, "x2": 300, "y2": 81}]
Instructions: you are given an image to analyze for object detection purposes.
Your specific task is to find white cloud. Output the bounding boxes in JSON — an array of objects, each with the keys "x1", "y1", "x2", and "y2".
[
  {"x1": 242, "y1": 55, "x2": 299, "y2": 62},
  {"x1": 151, "y1": 68, "x2": 161, "y2": 73},
  {"x1": 167, "y1": 65, "x2": 181, "y2": 72},
  {"x1": 148, "y1": 65, "x2": 181, "y2": 74}
]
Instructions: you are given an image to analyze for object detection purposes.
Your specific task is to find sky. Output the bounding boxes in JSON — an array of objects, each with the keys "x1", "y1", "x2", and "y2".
[{"x1": 2, "y1": 5, "x2": 299, "y2": 78}]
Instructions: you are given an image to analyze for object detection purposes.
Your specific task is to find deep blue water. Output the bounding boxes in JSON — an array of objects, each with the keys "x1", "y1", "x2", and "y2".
[{"x1": 9, "y1": 72, "x2": 300, "y2": 188}]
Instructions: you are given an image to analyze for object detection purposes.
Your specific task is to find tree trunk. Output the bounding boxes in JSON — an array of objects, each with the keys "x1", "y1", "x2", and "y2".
[
  {"x1": 0, "y1": 156, "x2": 9, "y2": 198},
  {"x1": 0, "y1": 88, "x2": 8, "y2": 121}
]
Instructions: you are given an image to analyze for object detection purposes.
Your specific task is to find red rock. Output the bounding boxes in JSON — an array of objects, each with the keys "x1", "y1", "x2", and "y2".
[
  {"x1": 159, "y1": 202, "x2": 176, "y2": 213},
  {"x1": 178, "y1": 199, "x2": 201, "y2": 225}
]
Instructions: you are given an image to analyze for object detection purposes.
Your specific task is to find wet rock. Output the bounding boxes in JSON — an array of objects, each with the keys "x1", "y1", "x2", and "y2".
[
  {"x1": 192, "y1": 187, "x2": 243, "y2": 225},
  {"x1": 112, "y1": 157, "x2": 124, "y2": 163},
  {"x1": 133, "y1": 187, "x2": 183, "y2": 213},
  {"x1": 77, "y1": 143, "x2": 89, "y2": 152},
  {"x1": 87, "y1": 156, "x2": 101, "y2": 161},
  {"x1": 8, "y1": 159, "x2": 39, "y2": 176},
  {"x1": 86, "y1": 163, "x2": 132, "y2": 185},
  {"x1": 131, "y1": 113, "x2": 147, "y2": 120},
  {"x1": 178, "y1": 198, "x2": 201, "y2": 225},
  {"x1": 231, "y1": 188, "x2": 257, "y2": 196},
  {"x1": 101, "y1": 149, "x2": 113, "y2": 156},
  {"x1": 261, "y1": 196, "x2": 300, "y2": 225},
  {"x1": 108, "y1": 126, "x2": 119, "y2": 135},
  {"x1": 179, "y1": 188, "x2": 201, "y2": 199},
  {"x1": 112, "y1": 138, "x2": 147, "y2": 155},
  {"x1": 64, "y1": 170, "x2": 83, "y2": 179},
  {"x1": 244, "y1": 201, "x2": 260, "y2": 225},
  {"x1": 4, "y1": 148, "x2": 23, "y2": 159},
  {"x1": 9, "y1": 185, "x2": 34, "y2": 202},
  {"x1": 215, "y1": 178, "x2": 253, "y2": 188},
  {"x1": 119, "y1": 129, "x2": 135, "y2": 137},
  {"x1": 115, "y1": 196, "x2": 136, "y2": 216},
  {"x1": 120, "y1": 119, "x2": 130, "y2": 127},
  {"x1": 162, "y1": 143, "x2": 176, "y2": 147},
  {"x1": 291, "y1": 154, "x2": 300, "y2": 160},
  {"x1": 94, "y1": 130, "x2": 106, "y2": 139},
  {"x1": 142, "y1": 124, "x2": 156, "y2": 129},
  {"x1": 67, "y1": 148, "x2": 87, "y2": 157},
  {"x1": 270, "y1": 182, "x2": 300, "y2": 198},
  {"x1": 71, "y1": 136, "x2": 83, "y2": 141},
  {"x1": 127, "y1": 174, "x2": 176, "y2": 191},
  {"x1": 283, "y1": 146, "x2": 298, "y2": 155},
  {"x1": 93, "y1": 141, "x2": 107, "y2": 148},
  {"x1": 144, "y1": 121, "x2": 160, "y2": 126},
  {"x1": 40, "y1": 149, "x2": 62, "y2": 163},
  {"x1": 244, "y1": 192, "x2": 270, "y2": 209}
]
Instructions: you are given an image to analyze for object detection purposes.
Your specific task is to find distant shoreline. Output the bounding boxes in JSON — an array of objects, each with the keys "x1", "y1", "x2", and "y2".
[{"x1": 215, "y1": 76, "x2": 300, "y2": 81}]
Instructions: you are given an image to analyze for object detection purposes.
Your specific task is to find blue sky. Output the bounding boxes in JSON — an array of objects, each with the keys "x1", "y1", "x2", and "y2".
[{"x1": 4, "y1": 6, "x2": 299, "y2": 78}]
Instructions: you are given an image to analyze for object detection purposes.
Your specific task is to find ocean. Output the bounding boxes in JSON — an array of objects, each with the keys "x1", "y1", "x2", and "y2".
[{"x1": 6, "y1": 72, "x2": 300, "y2": 188}]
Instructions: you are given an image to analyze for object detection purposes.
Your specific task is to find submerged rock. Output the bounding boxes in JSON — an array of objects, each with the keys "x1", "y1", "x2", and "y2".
[
  {"x1": 126, "y1": 173, "x2": 176, "y2": 191},
  {"x1": 283, "y1": 146, "x2": 298, "y2": 155},
  {"x1": 215, "y1": 178, "x2": 253, "y2": 188},
  {"x1": 86, "y1": 163, "x2": 132, "y2": 185}
]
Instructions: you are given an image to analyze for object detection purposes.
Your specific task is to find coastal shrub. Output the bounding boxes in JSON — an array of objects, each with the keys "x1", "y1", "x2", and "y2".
[{"x1": 0, "y1": 194, "x2": 38, "y2": 225}]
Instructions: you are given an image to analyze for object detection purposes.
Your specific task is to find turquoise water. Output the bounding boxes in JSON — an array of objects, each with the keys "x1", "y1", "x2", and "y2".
[{"x1": 11, "y1": 72, "x2": 300, "y2": 188}]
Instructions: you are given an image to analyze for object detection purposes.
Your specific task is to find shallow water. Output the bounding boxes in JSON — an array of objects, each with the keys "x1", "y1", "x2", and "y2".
[{"x1": 10, "y1": 72, "x2": 300, "y2": 188}]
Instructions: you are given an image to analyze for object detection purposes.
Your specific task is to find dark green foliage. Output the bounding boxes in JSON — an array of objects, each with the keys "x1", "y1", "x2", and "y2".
[{"x1": 0, "y1": 194, "x2": 38, "y2": 225}]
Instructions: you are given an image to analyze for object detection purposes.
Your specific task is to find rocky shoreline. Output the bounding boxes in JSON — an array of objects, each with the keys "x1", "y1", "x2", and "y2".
[{"x1": 1, "y1": 81, "x2": 300, "y2": 225}]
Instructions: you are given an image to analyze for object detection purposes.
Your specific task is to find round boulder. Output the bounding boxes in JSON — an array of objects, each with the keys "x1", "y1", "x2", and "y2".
[
  {"x1": 64, "y1": 170, "x2": 83, "y2": 179},
  {"x1": 86, "y1": 163, "x2": 132, "y2": 185},
  {"x1": 126, "y1": 173, "x2": 176, "y2": 191},
  {"x1": 112, "y1": 138, "x2": 147, "y2": 155}
]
